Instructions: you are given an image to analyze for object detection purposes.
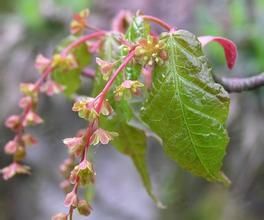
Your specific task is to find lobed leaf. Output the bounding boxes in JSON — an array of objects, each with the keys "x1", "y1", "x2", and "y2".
[{"x1": 141, "y1": 30, "x2": 230, "y2": 185}]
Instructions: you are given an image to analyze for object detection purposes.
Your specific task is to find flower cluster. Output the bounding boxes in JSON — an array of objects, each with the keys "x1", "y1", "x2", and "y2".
[
  {"x1": 96, "y1": 58, "x2": 116, "y2": 80},
  {"x1": 114, "y1": 80, "x2": 144, "y2": 99},
  {"x1": 72, "y1": 96, "x2": 113, "y2": 120},
  {"x1": 135, "y1": 35, "x2": 168, "y2": 66},
  {"x1": 1, "y1": 82, "x2": 43, "y2": 180},
  {"x1": 1, "y1": 45, "x2": 72, "y2": 180},
  {"x1": 55, "y1": 91, "x2": 119, "y2": 218},
  {"x1": 70, "y1": 9, "x2": 90, "y2": 35},
  {"x1": 52, "y1": 54, "x2": 78, "y2": 70}
]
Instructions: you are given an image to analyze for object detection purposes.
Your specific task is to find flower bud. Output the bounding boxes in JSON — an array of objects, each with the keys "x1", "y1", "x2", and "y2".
[
  {"x1": 20, "y1": 83, "x2": 38, "y2": 99},
  {"x1": 35, "y1": 54, "x2": 50, "y2": 73},
  {"x1": 40, "y1": 80, "x2": 64, "y2": 96},
  {"x1": 64, "y1": 191, "x2": 78, "y2": 207},
  {"x1": 19, "y1": 96, "x2": 32, "y2": 109},
  {"x1": 4, "y1": 140, "x2": 18, "y2": 155},
  {"x1": 70, "y1": 9, "x2": 90, "y2": 35},
  {"x1": 72, "y1": 96, "x2": 113, "y2": 120},
  {"x1": 22, "y1": 134, "x2": 37, "y2": 146},
  {"x1": 72, "y1": 160, "x2": 95, "y2": 185},
  {"x1": 77, "y1": 200, "x2": 92, "y2": 216},
  {"x1": 114, "y1": 80, "x2": 144, "y2": 98},
  {"x1": 22, "y1": 111, "x2": 43, "y2": 127},
  {"x1": 51, "y1": 212, "x2": 67, "y2": 220},
  {"x1": 96, "y1": 57, "x2": 115, "y2": 80},
  {"x1": 63, "y1": 137, "x2": 84, "y2": 156},
  {"x1": 5, "y1": 115, "x2": 21, "y2": 131},
  {"x1": 90, "y1": 128, "x2": 118, "y2": 145},
  {"x1": 1, "y1": 162, "x2": 30, "y2": 180},
  {"x1": 52, "y1": 54, "x2": 77, "y2": 70},
  {"x1": 98, "y1": 99, "x2": 113, "y2": 116},
  {"x1": 72, "y1": 97, "x2": 98, "y2": 121}
]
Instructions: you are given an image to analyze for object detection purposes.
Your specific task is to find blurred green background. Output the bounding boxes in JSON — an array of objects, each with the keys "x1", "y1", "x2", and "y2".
[{"x1": 1, "y1": 0, "x2": 264, "y2": 219}]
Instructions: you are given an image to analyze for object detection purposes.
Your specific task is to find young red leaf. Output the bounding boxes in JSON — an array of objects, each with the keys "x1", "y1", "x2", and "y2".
[{"x1": 198, "y1": 36, "x2": 237, "y2": 69}]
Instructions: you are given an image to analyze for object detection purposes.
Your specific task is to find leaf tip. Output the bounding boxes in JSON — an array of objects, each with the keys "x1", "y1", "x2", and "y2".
[{"x1": 198, "y1": 36, "x2": 238, "y2": 70}]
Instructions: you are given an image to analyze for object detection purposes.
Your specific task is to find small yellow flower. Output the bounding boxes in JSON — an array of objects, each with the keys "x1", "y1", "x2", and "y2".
[
  {"x1": 70, "y1": 9, "x2": 90, "y2": 35},
  {"x1": 51, "y1": 54, "x2": 77, "y2": 70},
  {"x1": 114, "y1": 80, "x2": 144, "y2": 98},
  {"x1": 135, "y1": 36, "x2": 167, "y2": 66}
]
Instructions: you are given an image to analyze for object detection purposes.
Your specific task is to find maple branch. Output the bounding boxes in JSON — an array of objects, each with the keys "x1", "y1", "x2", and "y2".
[
  {"x1": 141, "y1": 15, "x2": 173, "y2": 31},
  {"x1": 214, "y1": 73, "x2": 264, "y2": 93},
  {"x1": 61, "y1": 31, "x2": 106, "y2": 56}
]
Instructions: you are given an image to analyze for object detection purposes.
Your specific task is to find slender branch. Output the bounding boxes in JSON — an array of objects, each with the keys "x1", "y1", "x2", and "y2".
[
  {"x1": 61, "y1": 31, "x2": 106, "y2": 56},
  {"x1": 141, "y1": 15, "x2": 173, "y2": 31},
  {"x1": 97, "y1": 49, "x2": 136, "y2": 103},
  {"x1": 65, "y1": 50, "x2": 136, "y2": 217},
  {"x1": 33, "y1": 64, "x2": 53, "y2": 91},
  {"x1": 214, "y1": 73, "x2": 264, "y2": 93}
]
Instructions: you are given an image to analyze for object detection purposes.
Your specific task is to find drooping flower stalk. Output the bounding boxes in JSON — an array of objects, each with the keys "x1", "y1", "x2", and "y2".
[
  {"x1": 61, "y1": 48, "x2": 136, "y2": 219},
  {"x1": 1, "y1": 31, "x2": 106, "y2": 181}
]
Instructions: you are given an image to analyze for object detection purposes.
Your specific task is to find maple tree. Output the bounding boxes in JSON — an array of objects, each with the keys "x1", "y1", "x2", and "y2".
[{"x1": 2, "y1": 9, "x2": 263, "y2": 220}]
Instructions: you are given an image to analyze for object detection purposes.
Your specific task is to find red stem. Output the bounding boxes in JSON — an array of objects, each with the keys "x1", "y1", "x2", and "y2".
[
  {"x1": 96, "y1": 49, "x2": 136, "y2": 105},
  {"x1": 61, "y1": 31, "x2": 106, "y2": 56},
  {"x1": 33, "y1": 64, "x2": 53, "y2": 91},
  {"x1": 141, "y1": 15, "x2": 173, "y2": 31},
  {"x1": 81, "y1": 49, "x2": 136, "y2": 162}
]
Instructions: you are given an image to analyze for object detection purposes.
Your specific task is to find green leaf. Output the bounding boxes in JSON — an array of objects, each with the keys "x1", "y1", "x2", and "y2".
[
  {"x1": 100, "y1": 99, "x2": 162, "y2": 207},
  {"x1": 141, "y1": 30, "x2": 230, "y2": 185},
  {"x1": 52, "y1": 36, "x2": 91, "y2": 96},
  {"x1": 125, "y1": 16, "x2": 150, "y2": 42},
  {"x1": 52, "y1": 69, "x2": 81, "y2": 96}
]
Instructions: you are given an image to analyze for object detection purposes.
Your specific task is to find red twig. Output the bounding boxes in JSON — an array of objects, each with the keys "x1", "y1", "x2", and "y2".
[
  {"x1": 61, "y1": 31, "x2": 106, "y2": 56},
  {"x1": 97, "y1": 49, "x2": 136, "y2": 102},
  {"x1": 141, "y1": 15, "x2": 173, "y2": 31}
]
